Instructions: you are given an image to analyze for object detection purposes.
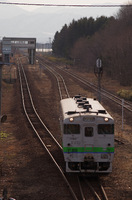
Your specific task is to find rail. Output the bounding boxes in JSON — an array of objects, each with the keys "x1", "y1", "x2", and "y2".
[
  {"x1": 38, "y1": 56, "x2": 132, "y2": 112},
  {"x1": 56, "y1": 66, "x2": 132, "y2": 113},
  {"x1": 39, "y1": 59, "x2": 70, "y2": 100},
  {"x1": 78, "y1": 176, "x2": 109, "y2": 200}
]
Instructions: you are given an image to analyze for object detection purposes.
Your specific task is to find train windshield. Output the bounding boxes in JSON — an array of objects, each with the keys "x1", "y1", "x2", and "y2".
[
  {"x1": 64, "y1": 124, "x2": 80, "y2": 134},
  {"x1": 98, "y1": 124, "x2": 114, "y2": 134}
]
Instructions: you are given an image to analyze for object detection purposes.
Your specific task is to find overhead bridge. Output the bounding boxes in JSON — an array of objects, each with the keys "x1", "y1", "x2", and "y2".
[{"x1": 2, "y1": 37, "x2": 36, "y2": 65}]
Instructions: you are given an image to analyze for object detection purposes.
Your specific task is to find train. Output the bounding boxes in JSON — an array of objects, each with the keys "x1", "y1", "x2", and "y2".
[{"x1": 60, "y1": 95, "x2": 114, "y2": 173}]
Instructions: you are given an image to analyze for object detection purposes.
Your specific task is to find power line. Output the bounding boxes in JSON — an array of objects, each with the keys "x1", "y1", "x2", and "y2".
[{"x1": 0, "y1": 2, "x2": 132, "y2": 7}]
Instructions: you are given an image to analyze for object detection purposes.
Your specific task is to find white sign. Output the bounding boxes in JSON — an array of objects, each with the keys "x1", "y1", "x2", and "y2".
[{"x1": 96, "y1": 58, "x2": 102, "y2": 68}]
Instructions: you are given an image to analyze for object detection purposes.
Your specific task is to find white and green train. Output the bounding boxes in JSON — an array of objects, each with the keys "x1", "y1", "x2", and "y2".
[{"x1": 60, "y1": 95, "x2": 114, "y2": 173}]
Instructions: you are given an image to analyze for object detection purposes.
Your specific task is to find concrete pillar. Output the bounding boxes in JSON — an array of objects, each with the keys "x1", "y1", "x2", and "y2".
[{"x1": 28, "y1": 49, "x2": 35, "y2": 65}]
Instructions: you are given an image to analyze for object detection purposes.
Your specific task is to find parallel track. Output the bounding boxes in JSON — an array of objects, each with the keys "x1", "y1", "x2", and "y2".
[
  {"x1": 38, "y1": 56, "x2": 132, "y2": 113},
  {"x1": 39, "y1": 60, "x2": 70, "y2": 100},
  {"x1": 56, "y1": 66, "x2": 132, "y2": 113},
  {"x1": 17, "y1": 58, "x2": 78, "y2": 200}
]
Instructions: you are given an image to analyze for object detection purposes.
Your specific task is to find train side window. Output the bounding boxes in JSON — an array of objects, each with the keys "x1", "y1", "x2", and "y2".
[
  {"x1": 98, "y1": 124, "x2": 114, "y2": 134},
  {"x1": 64, "y1": 124, "x2": 80, "y2": 134},
  {"x1": 85, "y1": 127, "x2": 93, "y2": 137}
]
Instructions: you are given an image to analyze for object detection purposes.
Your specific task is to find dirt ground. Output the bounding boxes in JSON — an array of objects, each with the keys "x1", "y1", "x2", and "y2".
[{"x1": 0, "y1": 56, "x2": 131, "y2": 199}]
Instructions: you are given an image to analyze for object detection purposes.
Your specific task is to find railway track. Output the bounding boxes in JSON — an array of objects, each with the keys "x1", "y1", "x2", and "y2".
[
  {"x1": 38, "y1": 56, "x2": 132, "y2": 113},
  {"x1": 37, "y1": 56, "x2": 130, "y2": 148},
  {"x1": 18, "y1": 56, "x2": 110, "y2": 200},
  {"x1": 36, "y1": 57, "x2": 110, "y2": 200},
  {"x1": 56, "y1": 66, "x2": 132, "y2": 113},
  {"x1": 39, "y1": 60, "x2": 70, "y2": 99},
  {"x1": 17, "y1": 58, "x2": 78, "y2": 200},
  {"x1": 78, "y1": 176, "x2": 108, "y2": 200}
]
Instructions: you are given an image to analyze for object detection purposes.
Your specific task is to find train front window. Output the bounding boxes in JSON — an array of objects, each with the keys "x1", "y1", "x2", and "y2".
[
  {"x1": 85, "y1": 127, "x2": 93, "y2": 137},
  {"x1": 64, "y1": 124, "x2": 80, "y2": 134},
  {"x1": 98, "y1": 124, "x2": 114, "y2": 134}
]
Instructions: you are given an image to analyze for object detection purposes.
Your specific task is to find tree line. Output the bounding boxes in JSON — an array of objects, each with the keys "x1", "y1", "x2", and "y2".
[{"x1": 52, "y1": 5, "x2": 132, "y2": 86}]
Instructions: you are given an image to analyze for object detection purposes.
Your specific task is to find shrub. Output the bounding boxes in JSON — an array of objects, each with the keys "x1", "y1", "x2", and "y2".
[{"x1": 117, "y1": 89, "x2": 132, "y2": 101}]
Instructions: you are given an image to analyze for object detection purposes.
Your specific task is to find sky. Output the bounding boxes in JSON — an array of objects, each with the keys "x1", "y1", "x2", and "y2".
[
  {"x1": 2, "y1": 0, "x2": 130, "y2": 11},
  {"x1": 0, "y1": 0, "x2": 131, "y2": 43}
]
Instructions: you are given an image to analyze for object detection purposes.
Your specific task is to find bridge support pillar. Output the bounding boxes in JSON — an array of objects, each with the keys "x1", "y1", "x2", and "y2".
[{"x1": 28, "y1": 49, "x2": 35, "y2": 65}]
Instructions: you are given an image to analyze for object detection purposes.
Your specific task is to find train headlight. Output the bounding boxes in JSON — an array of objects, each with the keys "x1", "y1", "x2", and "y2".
[
  {"x1": 104, "y1": 117, "x2": 109, "y2": 122},
  {"x1": 69, "y1": 117, "x2": 74, "y2": 122},
  {"x1": 101, "y1": 154, "x2": 108, "y2": 159}
]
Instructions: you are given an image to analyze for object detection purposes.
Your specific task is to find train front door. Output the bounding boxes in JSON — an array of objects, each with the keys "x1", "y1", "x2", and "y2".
[{"x1": 83, "y1": 125, "x2": 95, "y2": 153}]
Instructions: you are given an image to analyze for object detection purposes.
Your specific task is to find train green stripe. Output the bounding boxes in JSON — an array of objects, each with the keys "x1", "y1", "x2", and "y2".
[{"x1": 63, "y1": 146, "x2": 114, "y2": 153}]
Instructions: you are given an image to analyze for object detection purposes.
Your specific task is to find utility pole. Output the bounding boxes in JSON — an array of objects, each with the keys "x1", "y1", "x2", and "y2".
[
  {"x1": 0, "y1": 188, "x2": 16, "y2": 200},
  {"x1": 0, "y1": 54, "x2": 4, "y2": 122},
  {"x1": 0, "y1": 54, "x2": 7, "y2": 123},
  {"x1": 0, "y1": 59, "x2": 2, "y2": 120},
  {"x1": 94, "y1": 58, "x2": 103, "y2": 102}
]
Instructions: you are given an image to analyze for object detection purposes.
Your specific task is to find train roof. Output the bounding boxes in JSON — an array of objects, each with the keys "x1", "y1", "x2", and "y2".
[{"x1": 60, "y1": 96, "x2": 113, "y2": 120}]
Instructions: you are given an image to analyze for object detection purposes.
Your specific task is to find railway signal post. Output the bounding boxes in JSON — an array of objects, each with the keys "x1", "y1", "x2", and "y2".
[
  {"x1": 0, "y1": 188, "x2": 16, "y2": 200},
  {"x1": 94, "y1": 58, "x2": 103, "y2": 102}
]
